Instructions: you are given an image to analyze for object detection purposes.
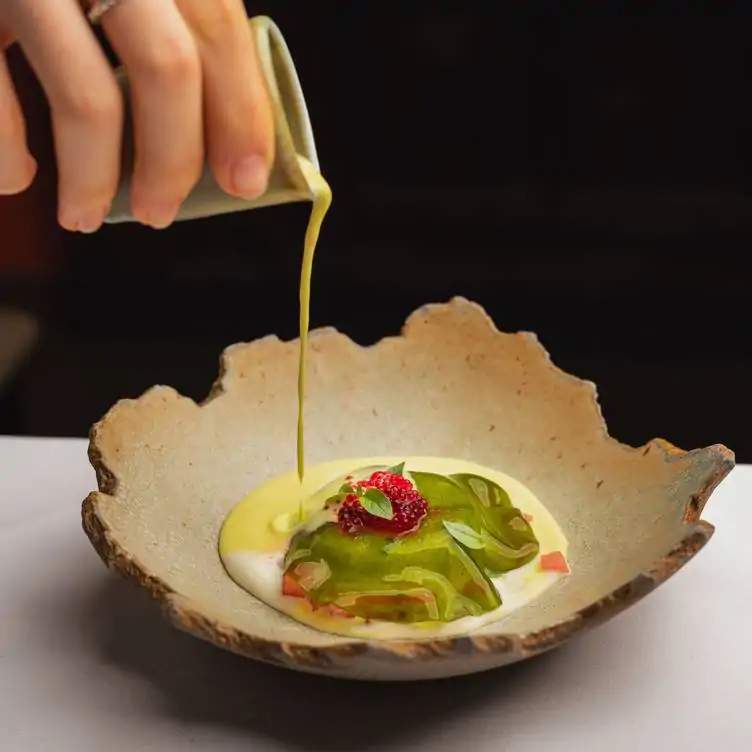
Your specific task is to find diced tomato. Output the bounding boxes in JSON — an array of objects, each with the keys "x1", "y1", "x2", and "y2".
[
  {"x1": 539, "y1": 551, "x2": 570, "y2": 574},
  {"x1": 523, "y1": 513, "x2": 533, "y2": 523},
  {"x1": 282, "y1": 574, "x2": 306, "y2": 598}
]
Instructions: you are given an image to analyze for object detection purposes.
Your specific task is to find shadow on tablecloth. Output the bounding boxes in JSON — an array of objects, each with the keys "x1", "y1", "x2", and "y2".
[{"x1": 71, "y1": 572, "x2": 662, "y2": 750}]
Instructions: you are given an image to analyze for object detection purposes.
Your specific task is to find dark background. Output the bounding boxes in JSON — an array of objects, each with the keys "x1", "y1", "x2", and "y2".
[{"x1": 1, "y1": 2, "x2": 750, "y2": 459}]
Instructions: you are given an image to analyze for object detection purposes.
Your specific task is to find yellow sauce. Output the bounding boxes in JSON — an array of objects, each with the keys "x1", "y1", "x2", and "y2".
[
  {"x1": 295, "y1": 157, "x2": 332, "y2": 482},
  {"x1": 220, "y1": 456, "x2": 569, "y2": 640},
  {"x1": 219, "y1": 156, "x2": 570, "y2": 640}
]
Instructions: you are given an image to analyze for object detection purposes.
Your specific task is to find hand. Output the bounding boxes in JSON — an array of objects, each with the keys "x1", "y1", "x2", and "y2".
[{"x1": 0, "y1": 0, "x2": 275, "y2": 231}]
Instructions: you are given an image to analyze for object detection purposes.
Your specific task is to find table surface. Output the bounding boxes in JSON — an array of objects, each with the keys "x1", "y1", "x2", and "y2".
[{"x1": 1, "y1": 436, "x2": 750, "y2": 752}]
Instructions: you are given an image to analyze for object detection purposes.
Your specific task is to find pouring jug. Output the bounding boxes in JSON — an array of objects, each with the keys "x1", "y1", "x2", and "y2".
[{"x1": 105, "y1": 16, "x2": 319, "y2": 223}]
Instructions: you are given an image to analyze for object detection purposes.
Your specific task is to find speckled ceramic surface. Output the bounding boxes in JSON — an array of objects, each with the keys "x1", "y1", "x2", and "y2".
[{"x1": 82, "y1": 298, "x2": 734, "y2": 681}]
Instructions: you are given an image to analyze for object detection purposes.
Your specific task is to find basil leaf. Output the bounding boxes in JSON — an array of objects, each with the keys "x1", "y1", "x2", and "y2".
[
  {"x1": 384, "y1": 461, "x2": 406, "y2": 476},
  {"x1": 359, "y1": 488, "x2": 394, "y2": 519},
  {"x1": 443, "y1": 520, "x2": 486, "y2": 550},
  {"x1": 339, "y1": 483, "x2": 355, "y2": 494}
]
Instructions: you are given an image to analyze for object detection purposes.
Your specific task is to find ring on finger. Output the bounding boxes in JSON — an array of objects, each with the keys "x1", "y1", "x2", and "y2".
[{"x1": 83, "y1": 0, "x2": 123, "y2": 25}]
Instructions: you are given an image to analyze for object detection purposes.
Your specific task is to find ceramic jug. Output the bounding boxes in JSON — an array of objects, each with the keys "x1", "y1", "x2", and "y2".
[{"x1": 105, "y1": 16, "x2": 319, "y2": 223}]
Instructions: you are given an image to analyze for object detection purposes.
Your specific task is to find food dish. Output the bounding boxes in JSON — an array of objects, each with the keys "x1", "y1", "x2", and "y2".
[
  {"x1": 82, "y1": 298, "x2": 734, "y2": 681},
  {"x1": 220, "y1": 457, "x2": 569, "y2": 640}
]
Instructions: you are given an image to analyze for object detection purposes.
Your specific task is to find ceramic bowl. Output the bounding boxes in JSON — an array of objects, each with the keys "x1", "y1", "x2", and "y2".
[{"x1": 82, "y1": 298, "x2": 734, "y2": 681}]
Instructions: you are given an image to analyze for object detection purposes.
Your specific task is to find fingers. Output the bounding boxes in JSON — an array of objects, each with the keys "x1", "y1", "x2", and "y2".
[
  {"x1": 0, "y1": 51, "x2": 37, "y2": 195},
  {"x1": 178, "y1": 0, "x2": 274, "y2": 199},
  {"x1": 6, "y1": 0, "x2": 273, "y2": 232},
  {"x1": 8, "y1": 0, "x2": 122, "y2": 232},
  {"x1": 101, "y1": 0, "x2": 203, "y2": 228}
]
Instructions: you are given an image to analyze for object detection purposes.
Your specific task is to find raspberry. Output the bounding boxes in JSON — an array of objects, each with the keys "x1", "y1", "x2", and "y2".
[{"x1": 337, "y1": 470, "x2": 428, "y2": 536}]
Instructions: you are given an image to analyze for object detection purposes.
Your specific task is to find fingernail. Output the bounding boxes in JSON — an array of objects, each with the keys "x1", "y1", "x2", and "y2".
[
  {"x1": 142, "y1": 201, "x2": 180, "y2": 230},
  {"x1": 77, "y1": 208, "x2": 105, "y2": 234},
  {"x1": 58, "y1": 206, "x2": 105, "y2": 234},
  {"x1": 230, "y1": 155, "x2": 269, "y2": 198}
]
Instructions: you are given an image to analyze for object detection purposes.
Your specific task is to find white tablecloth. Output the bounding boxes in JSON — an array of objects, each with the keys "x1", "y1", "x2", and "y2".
[{"x1": 1, "y1": 436, "x2": 750, "y2": 751}]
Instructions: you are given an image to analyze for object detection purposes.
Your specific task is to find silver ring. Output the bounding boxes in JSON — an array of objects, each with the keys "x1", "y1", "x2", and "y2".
[{"x1": 87, "y1": 0, "x2": 121, "y2": 25}]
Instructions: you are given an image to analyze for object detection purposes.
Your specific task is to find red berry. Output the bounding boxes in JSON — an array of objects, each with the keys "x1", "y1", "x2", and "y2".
[{"x1": 337, "y1": 470, "x2": 428, "y2": 536}]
